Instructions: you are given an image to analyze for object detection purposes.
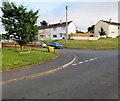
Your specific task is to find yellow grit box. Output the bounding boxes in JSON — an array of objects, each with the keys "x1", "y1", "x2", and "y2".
[{"x1": 47, "y1": 46, "x2": 54, "y2": 52}]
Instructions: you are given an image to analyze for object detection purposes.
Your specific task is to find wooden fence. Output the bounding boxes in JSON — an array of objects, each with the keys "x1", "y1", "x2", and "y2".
[
  {"x1": 2, "y1": 42, "x2": 43, "y2": 48},
  {"x1": 69, "y1": 32, "x2": 90, "y2": 39}
]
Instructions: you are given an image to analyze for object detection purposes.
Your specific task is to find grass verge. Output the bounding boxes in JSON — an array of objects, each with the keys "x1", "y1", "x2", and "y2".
[
  {"x1": 2, "y1": 47, "x2": 58, "y2": 71},
  {"x1": 56, "y1": 38, "x2": 119, "y2": 49}
]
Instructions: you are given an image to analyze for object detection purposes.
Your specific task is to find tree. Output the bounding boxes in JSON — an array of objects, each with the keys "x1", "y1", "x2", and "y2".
[
  {"x1": 76, "y1": 30, "x2": 84, "y2": 33},
  {"x1": 87, "y1": 25, "x2": 95, "y2": 33},
  {"x1": 1, "y1": 1, "x2": 39, "y2": 50},
  {"x1": 99, "y1": 27, "x2": 106, "y2": 36},
  {"x1": 1, "y1": 33, "x2": 9, "y2": 39},
  {"x1": 40, "y1": 20, "x2": 48, "y2": 26}
]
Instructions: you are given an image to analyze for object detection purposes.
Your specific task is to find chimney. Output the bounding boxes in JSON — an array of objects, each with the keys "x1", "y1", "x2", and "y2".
[
  {"x1": 60, "y1": 20, "x2": 62, "y2": 24},
  {"x1": 109, "y1": 18, "x2": 112, "y2": 22}
]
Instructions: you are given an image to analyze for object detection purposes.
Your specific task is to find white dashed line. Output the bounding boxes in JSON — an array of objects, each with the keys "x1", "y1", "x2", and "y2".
[
  {"x1": 84, "y1": 60, "x2": 89, "y2": 62},
  {"x1": 78, "y1": 62, "x2": 84, "y2": 64},
  {"x1": 72, "y1": 58, "x2": 97, "y2": 66},
  {"x1": 72, "y1": 64, "x2": 77, "y2": 66},
  {"x1": 89, "y1": 58, "x2": 97, "y2": 61},
  {"x1": 89, "y1": 59, "x2": 94, "y2": 61}
]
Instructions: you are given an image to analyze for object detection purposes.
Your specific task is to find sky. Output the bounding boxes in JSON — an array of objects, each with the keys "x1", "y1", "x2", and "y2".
[{"x1": 0, "y1": 0, "x2": 119, "y2": 34}]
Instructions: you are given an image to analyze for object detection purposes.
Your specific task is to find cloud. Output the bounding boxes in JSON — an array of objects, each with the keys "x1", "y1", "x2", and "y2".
[
  {"x1": 38, "y1": 2, "x2": 118, "y2": 32},
  {"x1": 0, "y1": 0, "x2": 119, "y2": 2},
  {"x1": 0, "y1": 1, "x2": 118, "y2": 34}
]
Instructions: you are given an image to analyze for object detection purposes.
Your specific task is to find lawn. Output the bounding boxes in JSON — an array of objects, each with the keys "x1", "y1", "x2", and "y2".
[
  {"x1": 2, "y1": 48, "x2": 58, "y2": 71},
  {"x1": 56, "y1": 38, "x2": 119, "y2": 49}
]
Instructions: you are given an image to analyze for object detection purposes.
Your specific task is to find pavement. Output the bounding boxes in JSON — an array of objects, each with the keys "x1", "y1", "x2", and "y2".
[
  {"x1": 2, "y1": 49, "x2": 76, "y2": 81},
  {"x1": 2, "y1": 49, "x2": 118, "y2": 99}
]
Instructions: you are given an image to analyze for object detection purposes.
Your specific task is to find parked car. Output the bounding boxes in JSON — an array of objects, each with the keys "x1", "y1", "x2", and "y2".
[
  {"x1": 36, "y1": 41, "x2": 47, "y2": 47},
  {"x1": 28, "y1": 42, "x2": 36, "y2": 44},
  {"x1": 1, "y1": 40, "x2": 8, "y2": 42},
  {"x1": 47, "y1": 42, "x2": 62, "y2": 49},
  {"x1": 1, "y1": 40, "x2": 15, "y2": 43}
]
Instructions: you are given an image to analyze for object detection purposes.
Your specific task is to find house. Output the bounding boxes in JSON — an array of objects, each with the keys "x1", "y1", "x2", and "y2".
[
  {"x1": 94, "y1": 20, "x2": 120, "y2": 38},
  {"x1": 38, "y1": 21, "x2": 76, "y2": 40}
]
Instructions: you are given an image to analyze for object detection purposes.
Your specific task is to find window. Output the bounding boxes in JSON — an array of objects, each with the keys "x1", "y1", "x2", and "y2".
[
  {"x1": 53, "y1": 35, "x2": 57, "y2": 37},
  {"x1": 45, "y1": 35, "x2": 49, "y2": 38},
  {"x1": 53, "y1": 27, "x2": 57, "y2": 31},
  {"x1": 61, "y1": 27, "x2": 65, "y2": 30},
  {"x1": 46, "y1": 29, "x2": 50, "y2": 32},
  {"x1": 59, "y1": 33, "x2": 63, "y2": 37},
  {"x1": 40, "y1": 35, "x2": 44, "y2": 38},
  {"x1": 39, "y1": 30, "x2": 43, "y2": 33}
]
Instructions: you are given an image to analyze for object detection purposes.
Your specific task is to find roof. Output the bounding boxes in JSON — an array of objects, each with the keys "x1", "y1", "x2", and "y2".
[
  {"x1": 101, "y1": 20, "x2": 120, "y2": 26},
  {"x1": 38, "y1": 21, "x2": 72, "y2": 30}
]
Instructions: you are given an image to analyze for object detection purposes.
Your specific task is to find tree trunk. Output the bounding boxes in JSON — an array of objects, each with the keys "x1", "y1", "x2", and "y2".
[
  {"x1": 20, "y1": 45, "x2": 23, "y2": 51},
  {"x1": 15, "y1": 44, "x2": 17, "y2": 50}
]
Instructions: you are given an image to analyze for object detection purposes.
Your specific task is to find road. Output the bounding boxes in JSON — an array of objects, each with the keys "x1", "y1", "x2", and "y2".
[{"x1": 2, "y1": 49, "x2": 118, "y2": 99}]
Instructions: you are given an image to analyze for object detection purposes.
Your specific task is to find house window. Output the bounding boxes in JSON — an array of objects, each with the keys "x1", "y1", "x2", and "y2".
[
  {"x1": 59, "y1": 33, "x2": 63, "y2": 37},
  {"x1": 46, "y1": 29, "x2": 50, "y2": 32},
  {"x1": 40, "y1": 35, "x2": 44, "y2": 38},
  {"x1": 61, "y1": 27, "x2": 65, "y2": 30},
  {"x1": 53, "y1": 27, "x2": 57, "y2": 31},
  {"x1": 53, "y1": 35, "x2": 57, "y2": 38},
  {"x1": 45, "y1": 35, "x2": 49, "y2": 38},
  {"x1": 39, "y1": 30, "x2": 43, "y2": 33}
]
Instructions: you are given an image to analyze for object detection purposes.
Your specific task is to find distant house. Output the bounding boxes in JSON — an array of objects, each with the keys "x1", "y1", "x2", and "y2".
[
  {"x1": 38, "y1": 21, "x2": 76, "y2": 40},
  {"x1": 94, "y1": 20, "x2": 120, "y2": 38}
]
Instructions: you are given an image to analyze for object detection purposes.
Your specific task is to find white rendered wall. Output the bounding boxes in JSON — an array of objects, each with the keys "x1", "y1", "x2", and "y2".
[
  {"x1": 109, "y1": 25, "x2": 119, "y2": 38},
  {"x1": 94, "y1": 21, "x2": 109, "y2": 37},
  {"x1": 68, "y1": 22, "x2": 76, "y2": 34}
]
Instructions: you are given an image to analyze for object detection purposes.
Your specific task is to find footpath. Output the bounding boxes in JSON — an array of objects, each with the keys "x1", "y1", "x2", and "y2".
[{"x1": 2, "y1": 50, "x2": 76, "y2": 82}]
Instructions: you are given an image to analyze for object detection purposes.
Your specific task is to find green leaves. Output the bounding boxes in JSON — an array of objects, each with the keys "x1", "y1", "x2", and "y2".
[
  {"x1": 1, "y1": 0, "x2": 39, "y2": 46},
  {"x1": 99, "y1": 27, "x2": 106, "y2": 36}
]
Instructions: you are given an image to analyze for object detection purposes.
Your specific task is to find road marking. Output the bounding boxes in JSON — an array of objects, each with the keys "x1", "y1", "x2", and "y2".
[
  {"x1": 89, "y1": 58, "x2": 97, "y2": 61},
  {"x1": 72, "y1": 57, "x2": 98, "y2": 67},
  {"x1": 84, "y1": 60, "x2": 89, "y2": 62},
  {"x1": 72, "y1": 64, "x2": 77, "y2": 66},
  {"x1": 89, "y1": 59, "x2": 94, "y2": 61},
  {"x1": 78, "y1": 62, "x2": 84, "y2": 64}
]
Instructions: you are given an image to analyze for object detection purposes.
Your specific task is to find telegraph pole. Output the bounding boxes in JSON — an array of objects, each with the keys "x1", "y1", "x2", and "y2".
[{"x1": 66, "y1": 6, "x2": 68, "y2": 48}]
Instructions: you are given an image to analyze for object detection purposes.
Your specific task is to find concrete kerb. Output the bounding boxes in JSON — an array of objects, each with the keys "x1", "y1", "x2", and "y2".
[{"x1": 0, "y1": 55, "x2": 77, "y2": 85}]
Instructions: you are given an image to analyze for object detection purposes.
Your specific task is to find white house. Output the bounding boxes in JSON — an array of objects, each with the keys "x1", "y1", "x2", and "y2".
[
  {"x1": 38, "y1": 21, "x2": 76, "y2": 40},
  {"x1": 94, "y1": 20, "x2": 120, "y2": 38}
]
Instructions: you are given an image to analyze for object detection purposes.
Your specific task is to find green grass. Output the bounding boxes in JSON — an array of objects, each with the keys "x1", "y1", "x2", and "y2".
[
  {"x1": 2, "y1": 47, "x2": 58, "y2": 71},
  {"x1": 56, "y1": 38, "x2": 119, "y2": 49}
]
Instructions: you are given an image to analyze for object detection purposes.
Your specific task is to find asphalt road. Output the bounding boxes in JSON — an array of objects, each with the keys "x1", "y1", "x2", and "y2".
[{"x1": 2, "y1": 49, "x2": 118, "y2": 99}]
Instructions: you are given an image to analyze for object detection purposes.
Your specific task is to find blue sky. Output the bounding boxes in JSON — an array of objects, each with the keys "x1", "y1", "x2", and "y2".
[{"x1": 0, "y1": 0, "x2": 119, "y2": 33}]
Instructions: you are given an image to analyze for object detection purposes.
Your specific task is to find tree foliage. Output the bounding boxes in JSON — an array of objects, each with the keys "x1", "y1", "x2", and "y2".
[
  {"x1": 40, "y1": 20, "x2": 48, "y2": 26},
  {"x1": 76, "y1": 30, "x2": 84, "y2": 33},
  {"x1": 1, "y1": 34, "x2": 8, "y2": 39},
  {"x1": 87, "y1": 25, "x2": 95, "y2": 33},
  {"x1": 1, "y1": 1, "x2": 39, "y2": 46},
  {"x1": 99, "y1": 27, "x2": 106, "y2": 36}
]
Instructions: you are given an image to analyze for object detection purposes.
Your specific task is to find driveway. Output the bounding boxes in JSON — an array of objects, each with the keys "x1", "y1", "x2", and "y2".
[{"x1": 2, "y1": 49, "x2": 118, "y2": 99}]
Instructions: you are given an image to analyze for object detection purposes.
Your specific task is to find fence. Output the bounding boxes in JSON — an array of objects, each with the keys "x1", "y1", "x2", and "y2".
[
  {"x1": 2, "y1": 42, "x2": 43, "y2": 48},
  {"x1": 69, "y1": 33, "x2": 90, "y2": 39},
  {"x1": 69, "y1": 33, "x2": 98, "y2": 40}
]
